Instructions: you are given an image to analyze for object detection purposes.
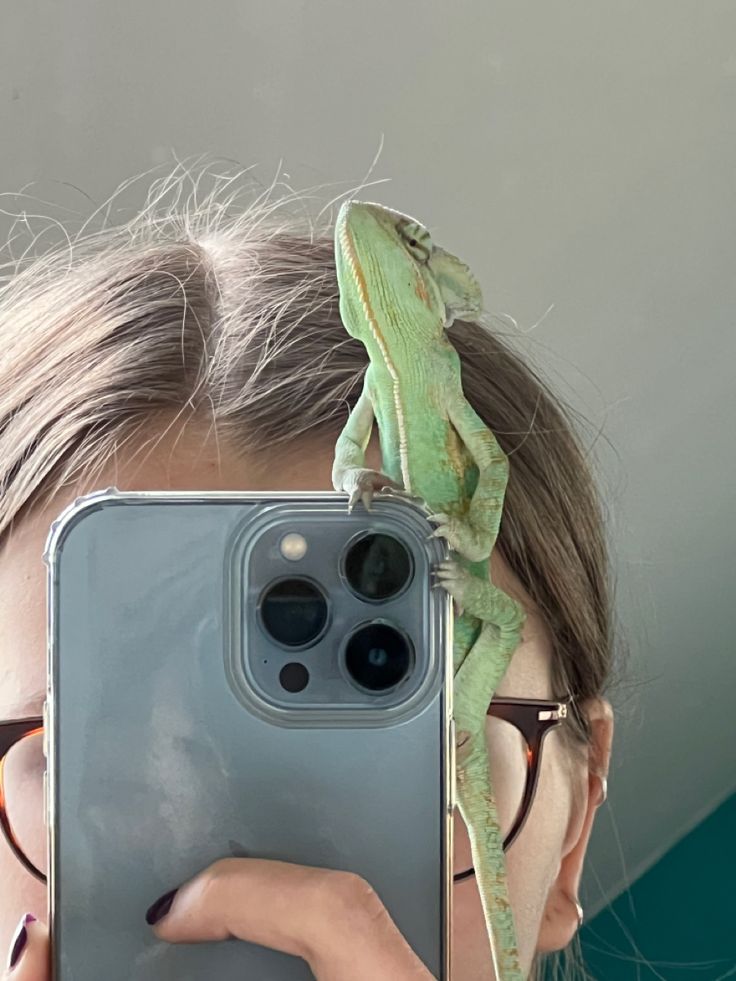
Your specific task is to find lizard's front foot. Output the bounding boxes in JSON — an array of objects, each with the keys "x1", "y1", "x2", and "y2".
[
  {"x1": 339, "y1": 468, "x2": 403, "y2": 513},
  {"x1": 427, "y1": 513, "x2": 494, "y2": 562}
]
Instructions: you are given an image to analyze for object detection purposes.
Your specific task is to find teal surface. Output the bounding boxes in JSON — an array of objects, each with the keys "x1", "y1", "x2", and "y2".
[{"x1": 572, "y1": 792, "x2": 736, "y2": 979}]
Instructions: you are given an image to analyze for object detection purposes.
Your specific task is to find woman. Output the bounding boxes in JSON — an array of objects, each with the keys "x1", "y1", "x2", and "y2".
[{"x1": 0, "y1": 167, "x2": 615, "y2": 980}]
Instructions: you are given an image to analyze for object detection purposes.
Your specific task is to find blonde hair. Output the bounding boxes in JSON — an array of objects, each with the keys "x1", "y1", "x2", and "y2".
[{"x1": 0, "y1": 162, "x2": 623, "y2": 978}]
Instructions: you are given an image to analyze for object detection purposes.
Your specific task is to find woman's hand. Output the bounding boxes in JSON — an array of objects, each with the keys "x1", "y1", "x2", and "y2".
[{"x1": 4, "y1": 858, "x2": 437, "y2": 980}]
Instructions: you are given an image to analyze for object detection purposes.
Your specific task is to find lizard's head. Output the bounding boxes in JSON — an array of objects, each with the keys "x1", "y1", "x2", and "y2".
[{"x1": 334, "y1": 200, "x2": 483, "y2": 350}]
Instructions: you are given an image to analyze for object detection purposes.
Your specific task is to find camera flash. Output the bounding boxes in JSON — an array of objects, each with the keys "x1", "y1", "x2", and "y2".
[{"x1": 279, "y1": 532, "x2": 308, "y2": 561}]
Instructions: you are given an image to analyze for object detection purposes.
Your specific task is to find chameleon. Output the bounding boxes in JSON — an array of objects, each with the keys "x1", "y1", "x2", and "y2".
[{"x1": 331, "y1": 200, "x2": 528, "y2": 979}]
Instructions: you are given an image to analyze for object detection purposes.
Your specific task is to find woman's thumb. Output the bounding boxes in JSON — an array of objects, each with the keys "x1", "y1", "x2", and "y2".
[{"x1": 3, "y1": 915, "x2": 49, "y2": 979}]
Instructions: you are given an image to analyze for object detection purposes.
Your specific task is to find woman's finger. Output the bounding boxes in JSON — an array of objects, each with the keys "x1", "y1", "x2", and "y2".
[
  {"x1": 3, "y1": 915, "x2": 49, "y2": 979},
  {"x1": 146, "y1": 858, "x2": 435, "y2": 981}
]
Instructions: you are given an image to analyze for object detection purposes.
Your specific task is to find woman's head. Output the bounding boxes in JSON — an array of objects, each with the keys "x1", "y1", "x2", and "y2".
[{"x1": 0, "y1": 168, "x2": 616, "y2": 979}]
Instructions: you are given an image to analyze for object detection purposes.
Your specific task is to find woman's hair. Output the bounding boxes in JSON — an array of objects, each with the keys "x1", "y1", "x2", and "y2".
[{"x1": 0, "y1": 163, "x2": 624, "y2": 978}]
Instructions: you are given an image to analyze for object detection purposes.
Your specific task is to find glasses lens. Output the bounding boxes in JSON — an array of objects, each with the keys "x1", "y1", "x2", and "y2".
[
  {"x1": 485, "y1": 715, "x2": 530, "y2": 844},
  {"x1": 1, "y1": 729, "x2": 46, "y2": 876}
]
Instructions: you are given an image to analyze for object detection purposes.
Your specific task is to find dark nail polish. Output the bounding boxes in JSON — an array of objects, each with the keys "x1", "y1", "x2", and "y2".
[
  {"x1": 8, "y1": 913, "x2": 36, "y2": 970},
  {"x1": 145, "y1": 888, "x2": 178, "y2": 925}
]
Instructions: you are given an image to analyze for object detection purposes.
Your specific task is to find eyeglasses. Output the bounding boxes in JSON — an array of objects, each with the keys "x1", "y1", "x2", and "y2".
[
  {"x1": 453, "y1": 694, "x2": 574, "y2": 883},
  {"x1": 1, "y1": 693, "x2": 573, "y2": 886},
  {"x1": 0, "y1": 717, "x2": 45, "y2": 882}
]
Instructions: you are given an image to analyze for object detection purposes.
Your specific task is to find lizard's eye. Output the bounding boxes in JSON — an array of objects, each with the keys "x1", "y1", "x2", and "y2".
[{"x1": 399, "y1": 221, "x2": 433, "y2": 264}]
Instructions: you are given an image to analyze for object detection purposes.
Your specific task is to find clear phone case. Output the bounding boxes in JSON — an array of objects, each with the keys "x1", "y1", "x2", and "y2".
[{"x1": 44, "y1": 489, "x2": 453, "y2": 980}]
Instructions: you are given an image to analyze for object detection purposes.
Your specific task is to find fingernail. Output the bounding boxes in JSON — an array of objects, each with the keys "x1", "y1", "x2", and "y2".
[
  {"x1": 145, "y1": 887, "x2": 178, "y2": 925},
  {"x1": 7, "y1": 913, "x2": 36, "y2": 970}
]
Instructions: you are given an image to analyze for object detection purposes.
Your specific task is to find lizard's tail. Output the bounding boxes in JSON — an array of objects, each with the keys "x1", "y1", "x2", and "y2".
[
  {"x1": 457, "y1": 737, "x2": 525, "y2": 981},
  {"x1": 453, "y1": 586, "x2": 527, "y2": 979}
]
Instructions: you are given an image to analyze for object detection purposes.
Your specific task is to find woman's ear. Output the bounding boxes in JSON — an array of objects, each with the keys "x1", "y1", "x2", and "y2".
[{"x1": 536, "y1": 696, "x2": 614, "y2": 953}]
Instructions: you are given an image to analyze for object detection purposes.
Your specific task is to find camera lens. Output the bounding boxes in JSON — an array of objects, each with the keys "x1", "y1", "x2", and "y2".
[
  {"x1": 259, "y1": 577, "x2": 328, "y2": 648},
  {"x1": 343, "y1": 622, "x2": 413, "y2": 691},
  {"x1": 343, "y1": 533, "x2": 413, "y2": 601}
]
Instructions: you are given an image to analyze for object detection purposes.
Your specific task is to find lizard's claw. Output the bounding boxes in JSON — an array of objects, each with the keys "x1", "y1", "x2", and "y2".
[
  {"x1": 379, "y1": 486, "x2": 425, "y2": 504},
  {"x1": 431, "y1": 558, "x2": 474, "y2": 616},
  {"x1": 343, "y1": 468, "x2": 404, "y2": 513},
  {"x1": 427, "y1": 512, "x2": 494, "y2": 562},
  {"x1": 427, "y1": 512, "x2": 452, "y2": 525}
]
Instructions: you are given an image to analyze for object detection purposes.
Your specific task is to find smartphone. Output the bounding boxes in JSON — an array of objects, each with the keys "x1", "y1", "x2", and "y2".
[{"x1": 44, "y1": 488, "x2": 454, "y2": 980}]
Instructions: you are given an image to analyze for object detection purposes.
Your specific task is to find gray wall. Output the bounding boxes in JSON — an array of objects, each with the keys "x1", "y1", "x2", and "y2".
[{"x1": 2, "y1": 0, "x2": 734, "y2": 920}]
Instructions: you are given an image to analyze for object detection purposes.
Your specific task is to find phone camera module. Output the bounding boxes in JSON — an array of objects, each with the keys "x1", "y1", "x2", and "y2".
[
  {"x1": 343, "y1": 533, "x2": 413, "y2": 601},
  {"x1": 259, "y1": 577, "x2": 328, "y2": 648},
  {"x1": 343, "y1": 622, "x2": 414, "y2": 692}
]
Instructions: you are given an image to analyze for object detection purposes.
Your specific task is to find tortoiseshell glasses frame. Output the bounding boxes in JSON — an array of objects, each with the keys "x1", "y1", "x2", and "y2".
[
  {"x1": 0, "y1": 716, "x2": 45, "y2": 881},
  {"x1": 1, "y1": 693, "x2": 574, "y2": 886},
  {"x1": 453, "y1": 692, "x2": 574, "y2": 882}
]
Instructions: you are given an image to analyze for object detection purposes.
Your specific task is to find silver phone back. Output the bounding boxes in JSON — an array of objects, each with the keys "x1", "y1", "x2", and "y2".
[{"x1": 45, "y1": 489, "x2": 453, "y2": 980}]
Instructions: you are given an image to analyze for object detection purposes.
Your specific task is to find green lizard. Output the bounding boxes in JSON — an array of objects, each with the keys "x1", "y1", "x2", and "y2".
[{"x1": 331, "y1": 200, "x2": 528, "y2": 980}]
